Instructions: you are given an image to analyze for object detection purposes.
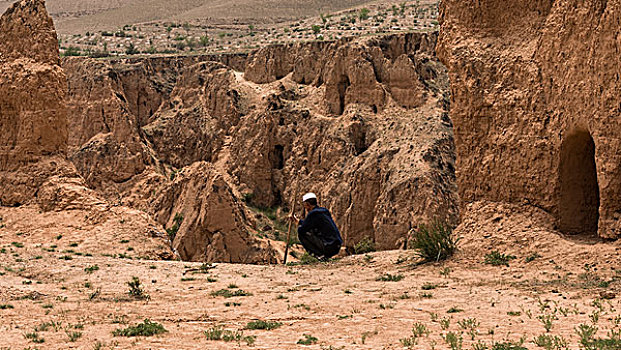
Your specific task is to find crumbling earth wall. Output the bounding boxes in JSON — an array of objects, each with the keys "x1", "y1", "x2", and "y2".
[{"x1": 437, "y1": 0, "x2": 621, "y2": 239}]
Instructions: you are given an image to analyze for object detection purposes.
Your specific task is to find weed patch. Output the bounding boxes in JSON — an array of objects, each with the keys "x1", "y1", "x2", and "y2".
[{"x1": 113, "y1": 319, "x2": 167, "y2": 337}]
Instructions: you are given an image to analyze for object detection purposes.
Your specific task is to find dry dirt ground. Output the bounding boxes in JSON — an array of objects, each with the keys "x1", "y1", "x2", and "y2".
[{"x1": 1, "y1": 203, "x2": 620, "y2": 349}]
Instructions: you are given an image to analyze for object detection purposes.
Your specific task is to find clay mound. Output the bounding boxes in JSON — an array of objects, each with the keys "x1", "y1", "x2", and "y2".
[
  {"x1": 438, "y1": 0, "x2": 621, "y2": 239},
  {"x1": 154, "y1": 162, "x2": 278, "y2": 263}
]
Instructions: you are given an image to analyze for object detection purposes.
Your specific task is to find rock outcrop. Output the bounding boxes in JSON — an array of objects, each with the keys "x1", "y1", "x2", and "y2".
[
  {"x1": 438, "y1": 0, "x2": 621, "y2": 239},
  {"x1": 154, "y1": 162, "x2": 277, "y2": 263},
  {"x1": 0, "y1": 0, "x2": 70, "y2": 206},
  {"x1": 0, "y1": 0, "x2": 170, "y2": 260},
  {"x1": 63, "y1": 32, "x2": 457, "y2": 254}
]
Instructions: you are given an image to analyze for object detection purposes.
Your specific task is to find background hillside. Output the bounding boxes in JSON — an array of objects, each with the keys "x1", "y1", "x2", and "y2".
[{"x1": 0, "y1": 0, "x2": 421, "y2": 34}]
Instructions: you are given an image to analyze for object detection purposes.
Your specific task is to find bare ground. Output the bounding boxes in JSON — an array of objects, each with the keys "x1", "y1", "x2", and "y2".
[{"x1": 1, "y1": 202, "x2": 620, "y2": 349}]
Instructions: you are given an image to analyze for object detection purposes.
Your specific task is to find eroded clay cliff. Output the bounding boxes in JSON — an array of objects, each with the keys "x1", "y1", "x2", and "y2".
[
  {"x1": 438, "y1": 0, "x2": 621, "y2": 239},
  {"x1": 0, "y1": 0, "x2": 170, "y2": 260},
  {"x1": 63, "y1": 31, "x2": 458, "y2": 256},
  {"x1": 0, "y1": 0, "x2": 459, "y2": 262}
]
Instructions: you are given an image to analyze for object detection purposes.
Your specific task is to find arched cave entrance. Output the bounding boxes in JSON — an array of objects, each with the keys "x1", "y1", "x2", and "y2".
[{"x1": 558, "y1": 130, "x2": 600, "y2": 236}]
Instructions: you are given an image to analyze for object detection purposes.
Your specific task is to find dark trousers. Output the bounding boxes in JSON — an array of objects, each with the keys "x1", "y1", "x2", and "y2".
[{"x1": 298, "y1": 231, "x2": 340, "y2": 259}]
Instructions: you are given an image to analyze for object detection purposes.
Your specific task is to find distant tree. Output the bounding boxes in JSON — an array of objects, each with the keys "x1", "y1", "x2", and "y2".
[
  {"x1": 199, "y1": 35, "x2": 210, "y2": 47},
  {"x1": 359, "y1": 8, "x2": 370, "y2": 20},
  {"x1": 63, "y1": 46, "x2": 81, "y2": 57},
  {"x1": 125, "y1": 43, "x2": 139, "y2": 55}
]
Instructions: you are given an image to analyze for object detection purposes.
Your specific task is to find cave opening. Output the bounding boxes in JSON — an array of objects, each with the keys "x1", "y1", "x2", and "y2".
[
  {"x1": 558, "y1": 130, "x2": 600, "y2": 236},
  {"x1": 337, "y1": 75, "x2": 350, "y2": 115},
  {"x1": 272, "y1": 145, "x2": 285, "y2": 170}
]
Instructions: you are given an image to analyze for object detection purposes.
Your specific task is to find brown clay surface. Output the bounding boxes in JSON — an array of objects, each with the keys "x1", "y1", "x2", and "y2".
[
  {"x1": 437, "y1": 0, "x2": 621, "y2": 239},
  {"x1": 1, "y1": 202, "x2": 620, "y2": 349}
]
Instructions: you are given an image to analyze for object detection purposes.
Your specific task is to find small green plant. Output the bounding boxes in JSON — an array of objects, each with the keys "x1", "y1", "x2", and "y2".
[
  {"x1": 359, "y1": 7, "x2": 370, "y2": 20},
  {"x1": 533, "y1": 334, "x2": 568, "y2": 350},
  {"x1": 440, "y1": 317, "x2": 451, "y2": 330},
  {"x1": 24, "y1": 331, "x2": 45, "y2": 343},
  {"x1": 575, "y1": 323, "x2": 598, "y2": 347},
  {"x1": 112, "y1": 319, "x2": 167, "y2": 337},
  {"x1": 537, "y1": 314, "x2": 556, "y2": 332},
  {"x1": 245, "y1": 320, "x2": 282, "y2": 330},
  {"x1": 84, "y1": 265, "x2": 99, "y2": 274},
  {"x1": 409, "y1": 220, "x2": 460, "y2": 263},
  {"x1": 66, "y1": 330, "x2": 82, "y2": 342},
  {"x1": 166, "y1": 213, "x2": 183, "y2": 242},
  {"x1": 443, "y1": 331, "x2": 463, "y2": 350},
  {"x1": 447, "y1": 307, "x2": 464, "y2": 313},
  {"x1": 491, "y1": 341, "x2": 527, "y2": 350},
  {"x1": 352, "y1": 237, "x2": 375, "y2": 254},
  {"x1": 127, "y1": 276, "x2": 149, "y2": 299},
  {"x1": 376, "y1": 273, "x2": 404, "y2": 282},
  {"x1": 0, "y1": 304, "x2": 14, "y2": 309},
  {"x1": 400, "y1": 322, "x2": 430, "y2": 346},
  {"x1": 204, "y1": 326, "x2": 255, "y2": 345},
  {"x1": 458, "y1": 318, "x2": 480, "y2": 340},
  {"x1": 440, "y1": 267, "x2": 452, "y2": 277},
  {"x1": 507, "y1": 311, "x2": 522, "y2": 316},
  {"x1": 421, "y1": 282, "x2": 438, "y2": 290},
  {"x1": 484, "y1": 251, "x2": 516, "y2": 266},
  {"x1": 210, "y1": 289, "x2": 252, "y2": 298},
  {"x1": 11, "y1": 242, "x2": 24, "y2": 248},
  {"x1": 298, "y1": 334, "x2": 318, "y2": 345},
  {"x1": 525, "y1": 252, "x2": 541, "y2": 263}
]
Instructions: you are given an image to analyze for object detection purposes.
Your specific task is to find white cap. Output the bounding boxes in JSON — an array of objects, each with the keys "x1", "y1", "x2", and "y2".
[{"x1": 302, "y1": 193, "x2": 317, "y2": 202}]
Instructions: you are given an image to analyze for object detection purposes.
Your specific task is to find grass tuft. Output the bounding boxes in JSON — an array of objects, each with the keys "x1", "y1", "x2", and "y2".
[
  {"x1": 484, "y1": 251, "x2": 517, "y2": 266},
  {"x1": 409, "y1": 220, "x2": 459, "y2": 263},
  {"x1": 245, "y1": 320, "x2": 282, "y2": 330},
  {"x1": 112, "y1": 319, "x2": 167, "y2": 337}
]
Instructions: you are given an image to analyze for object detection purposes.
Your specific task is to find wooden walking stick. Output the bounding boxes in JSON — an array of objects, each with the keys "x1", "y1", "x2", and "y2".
[{"x1": 283, "y1": 184, "x2": 299, "y2": 265}]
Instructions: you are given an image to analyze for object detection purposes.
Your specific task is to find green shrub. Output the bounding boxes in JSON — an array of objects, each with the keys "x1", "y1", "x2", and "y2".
[
  {"x1": 210, "y1": 289, "x2": 252, "y2": 298},
  {"x1": 204, "y1": 326, "x2": 255, "y2": 345},
  {"x1": 127, "y1": 276, "x2": 148, "y2": 299},
  {"x1": 112, "y1": 319, "x2": 167, "y2": 337},
  {"x1": 84, "y1": 265, "x2": 99, "y2": 274},
  {"x1": 24, "y1": 331, "x2": 44, "y2": 343},
  {"x1": 245, "y1": 320, "x2": 282, "y2": 330},
  {"x1": 352, "y1": 237, "x2": 375, "y2": 255},
  {"x1": 409, "y1": 221, "x2": 459, "y2": 263},
  {"x1": 484, "y1": 251, "x2": 517, "y2": 266},
  {"x1": 297, "y1": 334, "x2": 318, "y2": 345},
  {"x1": 376, "y1": 273, "x2": 404, "y2": 282},
  {"x1": 166, "y1": 213, "x2": 183, "y2": 242}
]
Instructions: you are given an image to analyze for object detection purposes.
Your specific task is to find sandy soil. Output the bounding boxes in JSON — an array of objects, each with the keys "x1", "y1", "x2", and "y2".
[{"x1": 1, "y1": 203, "x2": 619, "y2": 349}]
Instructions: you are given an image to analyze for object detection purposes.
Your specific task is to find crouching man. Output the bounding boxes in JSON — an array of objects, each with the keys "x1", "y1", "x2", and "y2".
[{"x1": 290, "y1": 193, "x2": 343, "y2": 260}]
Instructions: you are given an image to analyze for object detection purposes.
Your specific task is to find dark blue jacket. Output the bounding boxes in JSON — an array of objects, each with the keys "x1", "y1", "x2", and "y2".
[{"x1": 298, "y1": 207, "x2": 343, "y2": 246}]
